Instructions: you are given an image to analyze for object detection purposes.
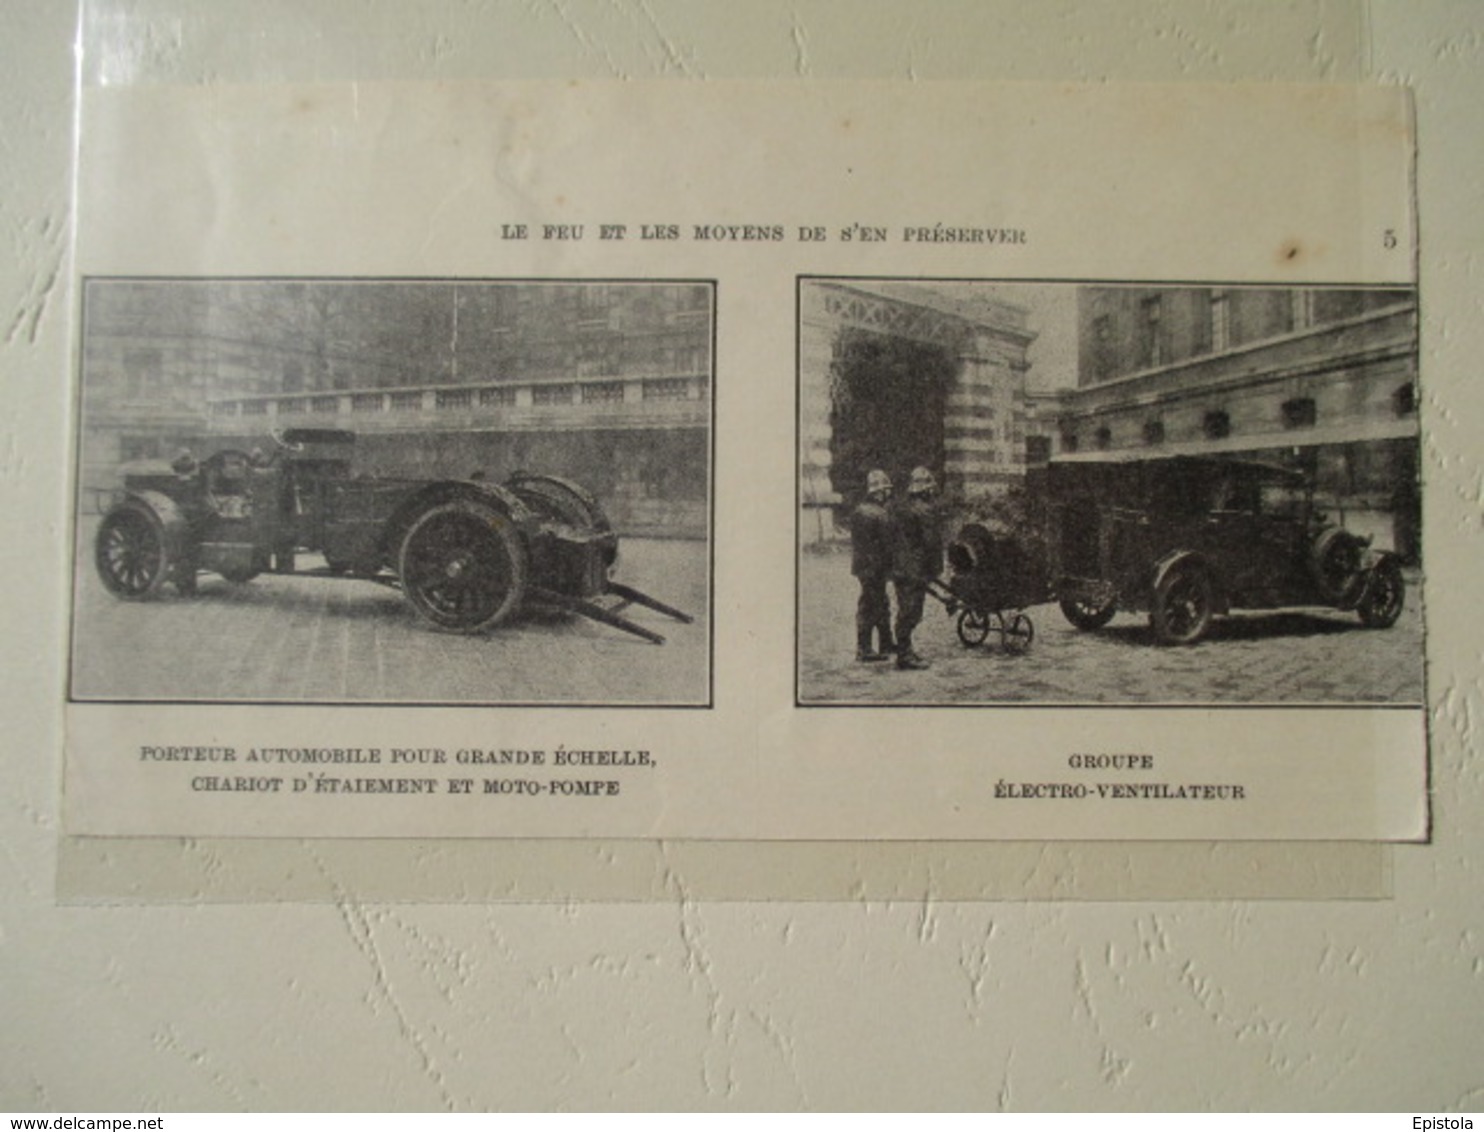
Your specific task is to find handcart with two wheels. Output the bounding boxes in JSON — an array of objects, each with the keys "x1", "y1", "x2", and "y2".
[{"x1": 927, "y1": 522, "x2": 1046, "y2": 655}]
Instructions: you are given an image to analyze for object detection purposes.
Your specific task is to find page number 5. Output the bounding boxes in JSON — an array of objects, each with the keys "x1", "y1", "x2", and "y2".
[{"x1": 1383, "y1": 229, "x2": 1398, "y2": 249}]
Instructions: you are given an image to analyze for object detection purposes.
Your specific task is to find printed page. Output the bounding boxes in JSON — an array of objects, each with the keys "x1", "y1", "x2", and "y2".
[{"x1": 64, "y1": 80, "x2": 1425, "y2": 840}]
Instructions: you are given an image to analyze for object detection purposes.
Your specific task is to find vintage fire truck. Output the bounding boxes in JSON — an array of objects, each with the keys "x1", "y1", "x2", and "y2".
[{"x1": 92, "y1": 428, "x2": 690, "y2": 643}]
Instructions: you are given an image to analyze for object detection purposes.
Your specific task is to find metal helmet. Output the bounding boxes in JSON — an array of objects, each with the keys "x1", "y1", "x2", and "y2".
[
  {"x1": 865, "y1": 468, "x2": 892, "y2": 495},
  {"x1": 908, "y1": 466, "x2": 937, "y2": 495}
]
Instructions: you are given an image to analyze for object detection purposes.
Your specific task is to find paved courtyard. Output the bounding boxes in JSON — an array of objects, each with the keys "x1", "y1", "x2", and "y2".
[
  {"x1": 798, "y1": 548, "x2": 1427, "y2": 705},
  {"x1": 71, "y1": 531, "x2": 710, "y2": 706}
]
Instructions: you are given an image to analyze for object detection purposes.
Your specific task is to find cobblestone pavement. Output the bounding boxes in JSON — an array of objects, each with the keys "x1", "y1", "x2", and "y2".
[
  {"x1": 71, "y1": 531, "x2": 709, "y2": 705},
  {"x1": 798, "y1": 548, "x2": 1426, "y2": 705}
]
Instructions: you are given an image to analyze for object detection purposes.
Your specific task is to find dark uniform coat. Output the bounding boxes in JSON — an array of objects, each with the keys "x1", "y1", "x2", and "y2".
[
  {"x1": 851, "y1": 499, "x2": 894, "y2": 579},
  {"x1": 891, "y1": 494, "x2": 942, "y2": 658},
  {"x1": 851, "y1": 497, "x2": 895, "y2": 655},
  {"x1": 892, "y1": 495, "x2": 942, "y2": 583}
]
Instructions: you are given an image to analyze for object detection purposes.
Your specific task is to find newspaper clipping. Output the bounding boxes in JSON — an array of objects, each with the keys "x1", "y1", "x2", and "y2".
[{"x1": 64, "y1": 81, "x2": 1427, "y2": 841}]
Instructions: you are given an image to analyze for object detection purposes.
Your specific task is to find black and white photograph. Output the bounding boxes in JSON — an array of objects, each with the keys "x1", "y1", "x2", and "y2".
[
  {"x1": 797, "y1": 277, "x2": 1423, "y2": 705},
  {"x1": 69, "y1": 277, "x2": 713, "y2": 706}
]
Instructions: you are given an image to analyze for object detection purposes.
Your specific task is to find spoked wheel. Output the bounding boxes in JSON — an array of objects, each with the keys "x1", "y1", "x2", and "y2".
[
  {"x1": 1357, "y1": 558, "x2": 1405, "y2": 628},
  {"x1": 398, "y1": 501, "x2": 528, "y2": 633},
  {"x1": 1059, "y1": 595, "x2": 1116, "y2": 631},
  {"x1": 1150, "y1": 564, "x2": 1214, "y2": 646},
  {"x1": 508, "y1": 473, "x2": 617, "y2": 569},
  {"x1": 1002, "y1": 612, "x2": 1035, "y2": 654},
  {"x1": 95, "y1": 504, "x2": 172, "y2": 599},
  {"x1": 957, "y1": 608, "x2": 994, "y2": 647},
  {"x1": 1310, "y1": 527, "x2": 1367, "y2": 605},
  {"x1": 509, "y1": 474, "x2": 612, "y2": 532}
]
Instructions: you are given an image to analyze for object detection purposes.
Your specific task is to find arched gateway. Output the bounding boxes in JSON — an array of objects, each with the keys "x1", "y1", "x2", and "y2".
[{"x1": 799, "y1": 280, "x2": 1036, "y2": 538}]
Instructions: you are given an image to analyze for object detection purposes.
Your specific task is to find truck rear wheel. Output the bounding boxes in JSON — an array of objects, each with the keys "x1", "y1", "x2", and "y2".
[
  {"x1": 1059, "y1": 596, "x2": 1116, "y2": 630},
  {"x1": 508, "y1": 474, "x2": 611, "y2": 533},
  {"x1": 1309, "y1": 526, "x2": 1367, "y2": 605},
  {"x1": 507, "y1": 473, "x2": 616, "y2": 569},
  {"x1": 397, "y1": 500, "x2": 527, "y2": 633}
]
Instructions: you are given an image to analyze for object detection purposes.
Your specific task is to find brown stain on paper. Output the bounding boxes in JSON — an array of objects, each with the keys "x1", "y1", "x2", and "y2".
[{"x1": 1275, "y1": 238, "x2": 1328, "y2": 268}]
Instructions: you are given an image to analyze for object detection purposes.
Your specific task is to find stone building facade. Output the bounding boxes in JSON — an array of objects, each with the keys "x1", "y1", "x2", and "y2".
[
  {"x1": 1032, "y1": 285, "x2": 1420, "y2": 560},
  {"x1": 799, "y1": 280, "x2": 1420, "y2": 561},
  {"x1": 77, "y1": 279, "x2": 712, "y2": 537},
  {"x1": 799, "y1": 280, "x2": 1035, "y2": 537}
]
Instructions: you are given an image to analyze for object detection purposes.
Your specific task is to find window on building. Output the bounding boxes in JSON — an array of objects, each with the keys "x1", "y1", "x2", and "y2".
[
  {"x1": 123, "y1": 348, "x2": 163, "y2": 401},
  {"x1": 577, "y1": 339, "x2": 619, "y2": 377},
  {"x1": 1025, "y1": 435, "x2": 1052, "y2": 465},
  {"x1": 678, "y1": 346, "x2": 709, "y2": 375},
  {"x1": 311, "y1": 396, "x2": 340, "y2": 414},
  {"x1": 352, "y1": 393, "x2": 384, "y2": 413},
  {"x1": 1095, "y1": 425, "x2": 1113, "y2": 450},
  {"x1": 1138, "y1": 296, "x2": 1164, "y2": 368},
  {"x1": 521, "y1": 340, "x2": 569, "y2": 380},
  {"x1": 121, "y1": 436, "x2": 164, "y2": 462},
  {"x1": 1091, "y1": 314, "x2": 1114, "y2": 381},
  {"x1": 1143, "y1": 419, "x2": 1165, "y2": 446},
  {"x1": 532, "y1": 384, "x2": 574, "y2": 406},
  {"x1": 1209, "y1": 290, "x2": 1230, "y2": 353},
  {"x1": 1203, "y1": 410, "x2": 1231, "y2": 439},
  {"x1": 1282, "y1": 397, "x2": 1317, "y2": 429},
  {"x1": 679, "y1": 285, "x2": 711, "y2": 317},
  {"x1": 1061, "y1": 433, "x2": 1079, "y2": 454},
  {"x1": 282, "y1": 360, "x2": 304, "y2": 394},
  {"x1": 279, "y1": 399, "x2": 306, "y2": 415},
  {"x1": 578, "y1": 286, "x2": 610, "y2": 327},
  {"x1": 479, "y1": 386, "x2": 516, "y2": 408},
  {"x1": 1394, "y1": 383, "x2": 1417, "y2": 416}
]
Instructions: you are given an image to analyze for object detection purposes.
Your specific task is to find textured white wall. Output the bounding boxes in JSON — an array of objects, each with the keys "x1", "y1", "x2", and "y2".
[{"x1": 4, "y1": 0, "x2": 1482, "y2": 1111}]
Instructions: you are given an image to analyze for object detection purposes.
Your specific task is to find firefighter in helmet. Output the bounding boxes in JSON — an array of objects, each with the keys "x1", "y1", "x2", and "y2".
[
  {"x1": 850, "y1": 468, "x2": 896, "y2": 662},
  {"x1": 892, "y1": 465, "x2": 942, "y2": 670}
]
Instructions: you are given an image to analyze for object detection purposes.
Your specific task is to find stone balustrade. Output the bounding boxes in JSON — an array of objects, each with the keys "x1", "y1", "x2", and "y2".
[{"x1": 208, "y1": 372, "x2": 710, "y2": 434}]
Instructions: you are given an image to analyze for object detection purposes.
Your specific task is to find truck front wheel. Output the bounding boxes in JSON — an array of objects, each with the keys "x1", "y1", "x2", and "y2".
[
  {"x1": 1357, "y1": 559, "x2": 1405, "y2": 629},
  {"x1": 95, "y1": 503, "x2": 173, "y2": 599},
  {"x1": 1150, "y1": 563, "x2": 1214, "y2": 646}
]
